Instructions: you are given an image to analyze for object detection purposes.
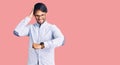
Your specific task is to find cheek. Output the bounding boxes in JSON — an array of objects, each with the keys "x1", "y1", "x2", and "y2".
[
  {"x1": 42, "y1": 16, "x2": 46, "y2": 20},
  {"x1": 39, "y1": 17, "x2": 45, "y2": 20},
  {"x1": 35, "y1": 17, "x2": 39, "y2": 20}
]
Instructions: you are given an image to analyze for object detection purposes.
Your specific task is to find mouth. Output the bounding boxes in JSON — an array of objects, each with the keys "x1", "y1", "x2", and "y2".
[
  {"x1": 37, "y1": 19, "x2": 45, "y2": 23},
  {"x1": 38, "y1": 20, "x2": 43, "y2": 22}
]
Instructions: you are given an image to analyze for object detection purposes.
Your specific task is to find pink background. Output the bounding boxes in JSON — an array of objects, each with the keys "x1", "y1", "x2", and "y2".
[{"x1": 0, "y1": 0, "x2": 120, "y2": 65}]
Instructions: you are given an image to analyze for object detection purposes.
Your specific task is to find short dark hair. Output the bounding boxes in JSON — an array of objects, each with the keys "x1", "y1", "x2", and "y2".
[{"x1": 33, "y1": 2, "x2": 48, "y2": 15}]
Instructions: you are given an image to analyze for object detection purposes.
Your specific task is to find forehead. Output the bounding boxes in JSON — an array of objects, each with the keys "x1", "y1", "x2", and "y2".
[{"x1": 35, "y1": 10, "x2": 46, "y2": 15}]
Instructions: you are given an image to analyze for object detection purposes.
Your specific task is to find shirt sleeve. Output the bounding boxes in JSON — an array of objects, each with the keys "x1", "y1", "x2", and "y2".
[
  {"x1": 44, "y1": 25, "x2": 65, "y2": 48},
  {"x1": 13, "y1": 17, "x2": 31, "y2": 36}
]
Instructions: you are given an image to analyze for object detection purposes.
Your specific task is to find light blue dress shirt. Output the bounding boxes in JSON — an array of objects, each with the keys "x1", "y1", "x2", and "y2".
[{"x1": 13, "y1": 17, "x2": 64, "y2": 65}]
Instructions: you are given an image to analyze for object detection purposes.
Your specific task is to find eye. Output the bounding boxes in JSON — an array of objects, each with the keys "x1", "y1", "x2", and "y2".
[
  {"x1": 41, "y1": 14, "x2": 45, "y2": 16},
  {"x1": 35, "y1": 14, "x2": 45, "y2": 17},
  {"x1": 35, "y1": 15, "x2": 39, "y2": 17}
]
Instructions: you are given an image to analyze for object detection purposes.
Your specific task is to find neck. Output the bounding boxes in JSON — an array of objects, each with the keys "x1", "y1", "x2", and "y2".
[{"x1": 37, "y1": 21, "x2": 45, "y2": 28}]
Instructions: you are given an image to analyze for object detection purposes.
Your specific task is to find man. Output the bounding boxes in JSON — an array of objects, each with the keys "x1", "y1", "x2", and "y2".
[{"x1": 13, "y1": 2, "x2": 64, "y2": 65}]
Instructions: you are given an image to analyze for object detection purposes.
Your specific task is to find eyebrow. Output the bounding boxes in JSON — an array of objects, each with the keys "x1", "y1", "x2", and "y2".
[{"x1": 35, "y1": 14, "x2": 45, "y2": 16}]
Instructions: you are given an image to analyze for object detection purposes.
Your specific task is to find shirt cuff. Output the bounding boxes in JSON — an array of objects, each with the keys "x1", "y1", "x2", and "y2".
[{"x1": 44, "y1": 42, "x2": 49, "y2": 48}]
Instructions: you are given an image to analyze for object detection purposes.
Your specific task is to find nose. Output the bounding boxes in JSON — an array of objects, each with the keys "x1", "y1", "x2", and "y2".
[{"x1": 38, "y1": 17, "x2": 42, "y2": 20}]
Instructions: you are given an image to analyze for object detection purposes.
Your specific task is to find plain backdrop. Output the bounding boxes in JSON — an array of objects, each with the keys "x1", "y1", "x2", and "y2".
[{"x1": 0, "y1": 0, "x2": 120, "y2": 65}]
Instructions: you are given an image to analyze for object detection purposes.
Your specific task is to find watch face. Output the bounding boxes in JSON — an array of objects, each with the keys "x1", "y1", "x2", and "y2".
[
  {"x1": 40, "y1": 42, "x2": 44, "y2": 45},
  {"x1": 40, "y1": 42, "x2": 45, "y2": 49}
]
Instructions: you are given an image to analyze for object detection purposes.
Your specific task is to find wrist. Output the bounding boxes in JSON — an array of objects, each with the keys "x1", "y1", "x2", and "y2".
[{"x1": 40, "y1": 42, "x2": 45, "y2": 49}]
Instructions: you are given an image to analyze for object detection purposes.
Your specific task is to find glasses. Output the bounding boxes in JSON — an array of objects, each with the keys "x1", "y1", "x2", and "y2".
[{"x1": 35, "y1": 14, "x2": 46, "y2": 18}]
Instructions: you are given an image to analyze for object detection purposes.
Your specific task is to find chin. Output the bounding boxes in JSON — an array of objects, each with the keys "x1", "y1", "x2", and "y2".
[{"x1": 37, "y1": 21, "x2": 44, "y2": 24}]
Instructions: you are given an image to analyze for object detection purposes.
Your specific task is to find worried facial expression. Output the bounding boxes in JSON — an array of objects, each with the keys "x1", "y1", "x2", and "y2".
[{"x1": 34, "y1": 10, "x2": 46, "y2": 24}]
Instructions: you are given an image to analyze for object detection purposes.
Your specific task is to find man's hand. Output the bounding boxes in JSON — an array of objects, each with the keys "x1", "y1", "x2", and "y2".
[
  {"x1": 28, "y1": 9, "x2": 33, "y2": 19},
  {"x1": 32, "y1": 43, "x2": 41, "y2": 49}
]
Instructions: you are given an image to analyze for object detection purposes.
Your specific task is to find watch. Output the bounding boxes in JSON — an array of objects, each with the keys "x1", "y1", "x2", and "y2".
[{"x1": 40, "y1": 42, "x2": 45, "y2": 49}]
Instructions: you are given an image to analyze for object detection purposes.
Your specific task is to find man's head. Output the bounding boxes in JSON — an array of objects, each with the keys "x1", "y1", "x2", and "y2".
[{"x1": 33, "y1": 3, "x2": 48, "y2": 24}]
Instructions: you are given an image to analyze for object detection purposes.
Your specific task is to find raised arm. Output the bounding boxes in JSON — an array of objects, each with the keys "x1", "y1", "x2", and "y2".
[{"x1": 13, "y1": 10, "x2": 33, "y2": 36}]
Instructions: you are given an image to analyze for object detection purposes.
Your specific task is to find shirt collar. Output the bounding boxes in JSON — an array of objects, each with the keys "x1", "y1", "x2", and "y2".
[{"x1": 35, "y1": 21, "x2": 47, "y2": 28}]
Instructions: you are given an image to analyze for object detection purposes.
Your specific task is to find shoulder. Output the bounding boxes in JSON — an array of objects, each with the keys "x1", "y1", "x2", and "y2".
[
  {"x1": 47, "y1": 22, "x2": 61, "y2": 32},
  {"x1": 29, "y1": 23, "x2": 38, "y2": 28},
  {"x1": 46, "y1": 22, "x2": 57, "y2": 29}
]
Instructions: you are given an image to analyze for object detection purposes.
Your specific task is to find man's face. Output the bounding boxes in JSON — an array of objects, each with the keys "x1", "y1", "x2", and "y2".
[{"x1": 34, "y1": 10, "x2": 46, "y2": 24}]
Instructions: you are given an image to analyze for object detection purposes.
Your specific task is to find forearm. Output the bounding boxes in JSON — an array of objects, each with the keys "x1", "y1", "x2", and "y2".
[
  {"x1": 44, "y1": 36, "x2": 64, "y2": 48},
  {"x1": 43, "y1": 25, "x2": 65, "y2": 48},
  {"x1": 14, "y1": 10, "x2": 33, "y2": 36}
]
